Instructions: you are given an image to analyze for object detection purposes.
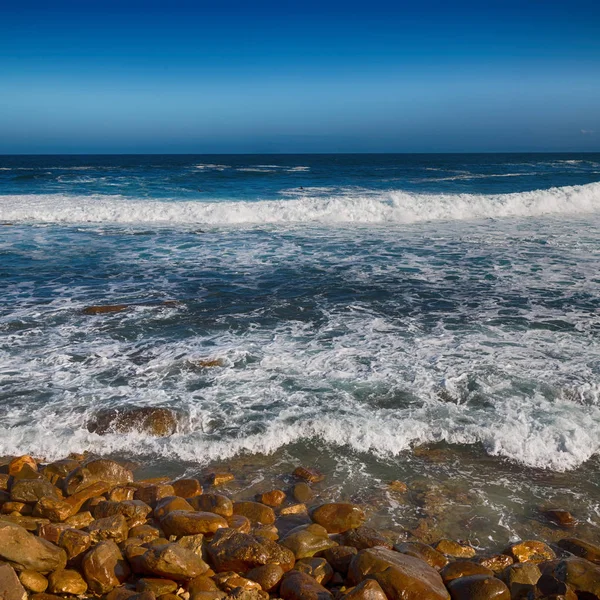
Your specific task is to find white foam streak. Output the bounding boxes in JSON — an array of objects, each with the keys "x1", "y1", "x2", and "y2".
[{"x1": 1, "y1": 182, "x2": 599, "y2": 226}]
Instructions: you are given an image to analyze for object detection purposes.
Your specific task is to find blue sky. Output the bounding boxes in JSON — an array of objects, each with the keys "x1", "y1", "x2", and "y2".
[{"x1": 1, "y1": 0, "x2": 599, "y2": 153}]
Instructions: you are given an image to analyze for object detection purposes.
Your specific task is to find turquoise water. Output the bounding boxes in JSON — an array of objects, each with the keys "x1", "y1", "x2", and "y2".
[{"x1": 1, "y1": 153, "x2": 600, "y2": 548}]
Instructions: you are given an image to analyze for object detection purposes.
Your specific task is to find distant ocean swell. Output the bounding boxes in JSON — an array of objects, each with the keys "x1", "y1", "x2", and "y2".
[{"x1": 2, "y1": 181, "x2": 600, "y2": 225}]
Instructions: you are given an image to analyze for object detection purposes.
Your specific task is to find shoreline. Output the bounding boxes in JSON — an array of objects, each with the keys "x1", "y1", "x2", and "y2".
[{"x1": 1, "y1": 453, "x2": 599, "y2": 599}]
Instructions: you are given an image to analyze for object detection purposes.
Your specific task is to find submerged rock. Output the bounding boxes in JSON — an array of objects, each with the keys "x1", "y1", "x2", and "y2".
[
  {"x1": 82, "y1": 304, "x2": 129, "y2": 315},
  {"x1": 87, "y1": 407, "x2": 179, "y2": 437}
]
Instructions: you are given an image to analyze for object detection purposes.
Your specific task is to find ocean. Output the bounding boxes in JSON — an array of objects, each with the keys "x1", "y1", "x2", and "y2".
[{"x1": 1, "y1": 153, "x2": 600, "y2": 549}]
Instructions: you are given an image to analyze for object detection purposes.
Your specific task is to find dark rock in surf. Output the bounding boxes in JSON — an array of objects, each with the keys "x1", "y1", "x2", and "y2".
[{"x1": 87, "y1": 407, "x2": 178, "y2": 437}]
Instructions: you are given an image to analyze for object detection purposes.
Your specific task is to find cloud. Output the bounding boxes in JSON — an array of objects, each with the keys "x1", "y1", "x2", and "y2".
[{"x1": 581, "y1": 129, "x2": 595, "y2": 135}]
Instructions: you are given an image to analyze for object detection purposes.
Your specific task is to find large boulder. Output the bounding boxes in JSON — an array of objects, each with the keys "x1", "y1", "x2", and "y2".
[
  {"x1": 348, "y1": 546, "x2": 450, "y2": 600},
  {"x1": 160, "y1": 510, "x2": 228, "y2": 537},
  {"x1": 138, "y1": 543, "x2": 209, "y2": 581},
  {"x1": 280, "y1": 570, "x2": 332, "y2": 600},
  {"x1": 81, "y1": 540, "x2": 130, "y2": 595},
  {"x1": 446, "y1": 574, "x2": 510, "y2": 599},
  {"x1": 208, "y1": 528, "x2": 295, "y2": 573},
  {"x1": 280, "y1": 524, "x2": 337, "y2": 559},
  {"x1": 310, "y1": 503, "x2": 365, "y2": 534},
  {"x1": 87, "y1": 407, "x2": 178, "y2": 436},
  {"x1": 0, "y1": 522, "x2": 67, "y2": 573},
  {"x1": 64, "y1": 459, "x2": 133, "y2": 495},
  {"x1": 0, "y1": 563, "x2": 27, "y2": 600}
]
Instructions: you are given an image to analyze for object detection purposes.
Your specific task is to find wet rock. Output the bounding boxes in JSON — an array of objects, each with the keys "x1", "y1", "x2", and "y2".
[
  {"x1": 0, "y1": 514, "x2": 50, "y2": 531},
  {"x1": 42, "y1": 459, "x2": 80, "y2": 487},
  {"x1": 310, "y1": 503, "x2": 365, "y2": 534},
  {"x1": 64, "y1": 459, "x2": 133, "y2": 495},
  {"x1": 130, "y1": 524, "x2": 161, "y2": 542},
  {"x1": 293, "y1": 483, "x2": 314, "y2": 503},
  {"x1": 140, "y1": 543, "x2": 209, "y2": 580},
  {"x1": 87, "y1": 513, "x2": 130, "y2": 543},
  {"x1": 11, "y1": 478, "x2": 60, "y2": 503},
  {"x1": 0, "y1": 563, "x2": 27, "y2": 600},
  {"x1": 213, "y1": 571, "x2": 263, "y2": 592},
  {"x1": 83, "y1": 304, "x2": 129, "y2": 315},
  {"x1": 109, "y1": 486, "x2": 136, "y2": 502},
  {"x1": 94, "y1": 499, "x2": 152, "y2": 527},
  {"x1": 280, "y1": 570, "x2": 332, "y2": 600},
  {"x1": 233, "y1": 501, "x2": 276, "y2": 525},
  {"x1": 280, "y1": 504, "x2": 308, "y2": 516},
  {"x1": 64, "y1": 510, "x2": 94, "y2": 529},
  {"x1": 501, "y1": 562, "x2": 541, "y2": 598},
  {"x1": 208, "y1": 528, "x2": 295, "y2": 573},
  {"x1": 506, "y1": 540, "x2": 556, "y2": 563},
  {"x1": 320, "y1": 545, "x2": 357, "y2": 574},
  {"x1": 544, "y1": 509, "x2": 577, "y2": 528},
  {"x1": 394, "y1": 541, "x2": 448, "y2": 570},
  {"x1": 58, "y1": 527, "x2": 92, "y2": 562},
  {"x1": 33, "y1": 497, "x2": 73, "y2": 522},
  {"x1": 154, "y1": 496, "x2": 195, "y2": 520},
  {"x1": 48, "y1": 569, "x2": 88, "y2": 595},
  {"x1": 190, "y1": 493, "x2": 234, "y2": 518},
  {"x1": 293, "y1": 467, "x2": 325, "y2": 484},
  {"x1": 172, "y1": 478, "x2": 203, "y2": 498},
  {"x1": 434, "y1": 539, "x2": 476, "y2": 558},
  {"x1": 253, "y1": 524, "x2": 279, "y2": 541},
  {"x1": 19, "y1": 570, "x2": 48, "y2": 593},
  {"x1": 9, "y1": 455, "x2": 38, "y2": 477},
  {"x1": 259, "y1": 490, "x2": 286, "y2": 507},
  {"x1": 136, "y1": 577, "x2": 178, "y2": 594},
  {"x1": 246, "y1": 563, "x2": 285, "y2": 592},
  {"x1": 81, "y1": 540, "x2": 131, "y2": 595},
  {"x1": 0, "y1": 521, "x2": 67, "y2": 573},
  {"x1": 440, "y1": 561, "x2": 494, "y2": 583},
  {"x1": 1, "y1": 501, "x2": 32, "y2": 515},
  {"x1": 348, "y1": 546, "x2": 450, "y2": 600},
  {"x1": 280, "y1": 524, "x2": 338, "y2": 559},
  {"x1": 342, "y1": 526, "x2": 392, "y2": 550},
  {"x1": 134, "y1": 483, "x2": 176, "y2": 506},
  {"x1": 295, "y1": 557, "x2": 334, "y2": 585},
  {"x1": 543, "y1": 556, "x2": 600, "y2": 597},
  {"x1": 558, "y1": 537, "x2": 600, "y2": 563},
  {"x1": 161, "y1": 510, "x2": 229, "y2": 537},
  {"x1": 210, "y1": 472, "x2": 234, "y2": 486},
  {"x1": 342, "y1": 579, "x2": 388, "y2": 600},
  {"x1": 388, "y1": 480, "x2": 408, "y2": 493},
  {"x1": 38, "y1": 522, "x2": 71, "y2": 544},
  {"x1": 446, "y1": 574, "x2": 510, "y2": 599},
  {"x1": 64, "y1": 481, "x2": 111, "y2": 513},
  {"x1": 474, "y1": 555, "x2": 514, "y2": 573},
  {"x1": 188, "y1": 574, "x2": 220, "y2": 593},
  {"x1": 176, "y1": 533, "x2": 205, "y2": 557}
]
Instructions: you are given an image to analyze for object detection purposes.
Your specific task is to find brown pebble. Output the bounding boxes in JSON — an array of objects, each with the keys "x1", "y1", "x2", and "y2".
[
  {"x1": 210, "y1": 472, "x2": 234, "y2": 486},
  {"x1": 293, "y1": 466, "x2": 325, "y2": 483}
]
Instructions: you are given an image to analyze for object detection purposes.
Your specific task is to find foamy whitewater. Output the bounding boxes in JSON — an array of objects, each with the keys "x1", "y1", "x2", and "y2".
[{"x1": 2, "y1": 153, "x2": 600, "y2": 545}]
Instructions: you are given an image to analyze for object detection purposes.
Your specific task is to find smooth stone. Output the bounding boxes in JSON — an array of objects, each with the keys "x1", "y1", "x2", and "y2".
[
  {"x1": 94, "y1": 499, "x2": 152, "y2": 527},
  {"x1": 293, "y1": 467, "x2": 325, "y2": 484},
  {"x1": 47, "y1": 569, "x2": 88, "y2": 595},
  {"x1": 246, "y1": 564, "x2": 285, "y2": 592},
  {"x1": 506, "y1": 540, "x2": 556, "y2": 563},
  {"x1": 310, "y1": 503, "x2": 365, "y2": 534},
  {"x1": 295, "y1": 557, "x2": 334, "y2": 585},
  {"x1": 233, "y1": 501, "x2": 276, "y2": 525},
  {"x1": 172, "y1": 478, "x2": 203, "y2": 498},
  {"x1": 447, "y1": 574, "x2": 510, "y2": 600},
  {"x1": 558, "y1": 537, "x2": 600, "y2": 564},
  {"x1": 440, "y1": 561, "x2": 494, "y2": 583},
  {"x1": 160, "y1": 510, "x2": 228, "y2": 537},
  {"x1": 81, "y1": 540, "x2": 131, "y2": 595},
  {"x1": 394, "y1": 541, "x2": 449, "y2": 570},
  {"x1": 87, "y1": 513, "x2": 130, "y2": 543},
  {"x1": 434, "y1": 539, "x2": 476, "y2": 558},
  {"x1": 0, "y1": 563, "x2": 28, "y2": 600},
  {"x1": 280, "y1": 570, "x2": 332, "y2": 600},
  {"x1": 280, "y1": 524, "x2": 338, "y2": 559},
  {"x1": 19, "y1": 570, "x2": 48, "y2": 593},
  {"x1": 342, "y1": 579, "x2": 388, "y2": 600},
  {"x1": 189, "y1": 494, "x2": 234, "y2": 518},
  {"x1": 293, "y1": 482, "x2": 314, "y2": 503},
  {"x1": 320, "y1": 545, "x2": 357, "y2": 574},
  {"x1": 139, "y1": 543, "x2": 210, "y2": 580},
  {"x1": 342, "y1": 526, "x2": 392, "y2": 550}
]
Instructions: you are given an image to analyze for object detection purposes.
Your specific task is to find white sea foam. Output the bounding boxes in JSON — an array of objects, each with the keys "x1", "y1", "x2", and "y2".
[{"x1": 1, "y1": 182, "x2": 600, "y2": 226}]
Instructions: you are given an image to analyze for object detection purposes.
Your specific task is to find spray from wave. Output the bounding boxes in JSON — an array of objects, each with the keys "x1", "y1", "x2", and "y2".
[{"x1": 1, "y1": 182, "x2": 600, "y2": 226}]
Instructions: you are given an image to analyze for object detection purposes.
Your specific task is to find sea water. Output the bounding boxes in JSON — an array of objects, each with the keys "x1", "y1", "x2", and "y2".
[{"x1": 1, "y1": 153, "x2": 600, "y2": 548}]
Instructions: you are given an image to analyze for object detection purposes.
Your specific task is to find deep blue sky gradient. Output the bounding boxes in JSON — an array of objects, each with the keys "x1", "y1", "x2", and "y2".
[{"x1": 1, "y1": 0, "x2": 599, "y2": 153}]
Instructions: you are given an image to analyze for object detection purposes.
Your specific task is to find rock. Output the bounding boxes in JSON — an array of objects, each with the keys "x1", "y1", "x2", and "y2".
[
  {"x1": 446, "y1": 574, "x2": 510, "y2": 599},
  {"x1": 87, "y1": 513, "x2": 129, "y2": 543},
  {"x1": 58, "y1": 527, "x2": 92, "y2": 562},
  {"x1": 0, "y1": 563, "x2": 27, "y2": 600},
  {"x1": 348, "y1": 546, "x2": 450, "y2": 600},
  {"x1": 176, "y1": 533, "x2": 205, "y2": 557},
  {"x1": 474, "y1": 555, "x2": 514, "y2": 573},
  {"x1": 440, "y1": 561, "x2": 494, "y2": 583},
  {"x1": 293, "y1": 467, "x2": 325, "y2": 484},
  {"x1": 280, "y1": 524, "x2": 338, "y2": 559},
  {"x1": 154, "y1": 496, "x2": 195, "y2": 520},
  {"x1": 136, "y1": 577, "x2": 178, "y2": 594},
  {"x1": 342, "y1": 526, "x2": 392, "y2": 550},
  {"x1": 295, "y1": 557, "x2": 334, "y2": 585},
  {"x1": 64, "y1": 459, "x2": 133, "y2": 495},
  {"x1": 134, "y1": 483, "x2": 176, "y2": 506},
  {"x1": 33, "y1": 497, "x2": 73, "y2": 522},
  {"x1": 320, "y1": 546, "x2": 357, "y2": 574},
  {"x1": 38, "y1": 522, "x2": 71, "y2": 544},
  {"x1": 42, "y1": 459, "x2": 80, "y2": 486},
  {"x1": 108, "y1": 486, "x2": 136, "y2": 502},
  {"x1": 210, "y1": 472, "x2": 234, "y2": 486},
  {"x1": 543, "y1": 556, "x2": 600, "y2": 597},
  {"x1": 228, "y1": 514, "x2": 252, "y2": 533},
  {"x1": 1, "y1": 501, "x2": 32, "y2": 515},
  {"x1": 81, "y1": 540, "x2": 131, "y2": 595},
  {"x1": 130, "y1": 524, "x2": 161, "y2": 542},
  {"x1": 94, "y1": 499, "x2": 152, "y2": 527},
  {"x1": 558, "y1": 537, "x2": 600, "y2": 563},
  {"x1": 259, "y1": 490, "x2": 286, "y2": 507},
  {"x1": 434, "y1": 539, "x2": 475, "y2": 558},
  {"x1": 188, "y1": 574, "x2": 220, "y2": 593},
  {"x1": 48, "y1": 569, "x2": 88, "y2": 595},
  {"x1": 544, "y1": 509, "x2": 577, "y2": 528},
  {"x1": 161, "y1": 510, "x2": 228, "y2": 537},
  {"x1": 388, "y1": 480, "x2": 408, "y2": 493},
  {"x1": 139, "y1": 543, "x2": 209, "y2": 580},
  {"x1": 64, "y1": 482, "x2": 111, "y2": 513},
  {"x1": 280, "y1": 570, "x2": 332, "y2": 600},
  {"x1": 88, "y1": 407, "x2": 178, "y2": 436},
  {"x1": 64, "y1": 510, "x2": 94, "y2": 529},
  {"x1": 213, "y1": 571, "x2": 263, "y2": 592},
  {"x1": 19, "y1": 570, "x2": 48, "y2": 593},
  {"x1": 11, "y1": 479, "x2": 60, "y2": 503},
  {"x1": 342, "y1": 579, "x2": 388, "y2": 600},
  {"x1": 104, "y1": 590, "x2": 138, "y2": 600},
  {"x1": 501, "y1": 562, "x2": 541, "y2": 598},
  {"x1": 0, "y1": 522, "x2": 67, "y2": 573},
  {"x1": 233, "y1": 501, "x2": 276, "y2": 525},
  {"x1": 293, "y1": 483, "x2": 314, "y2": 503},
  {"x1": 9, "y1": 455, "x2": 38, "y2": 476},
  {"x1": 172, "y1": 478, "x2": 203, "y2": 498},
  {"x1": 83, "y1": 304, "x2": 129, "y2": 315},
  {"x1": 208, "y1": 528, "x2": 295, "y2": 573},
  {"x1": 253, "y1": 524, "x2": 279, "y2": 541},
  {"x1": 394, "y1": 541, "x2": 448, "y2": 570},
  {"x1": 190, "y1": 494, "x2": 234, "y2": 518},
  {"x1": 280, "y1": 504, "x2": 308, "y2": 516},
  {"x1": 506, "y1": 540, "x2": 556, "y2": 564},
  {"x1": 246, "y1": 564, "x2": 285, "y2": 592},
  {"x1": 0, "y1": 514, "x2": 49, "y2": 531},
  {"x1": 310, "y1": 503, "x2": 365, "y2": 534}
]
